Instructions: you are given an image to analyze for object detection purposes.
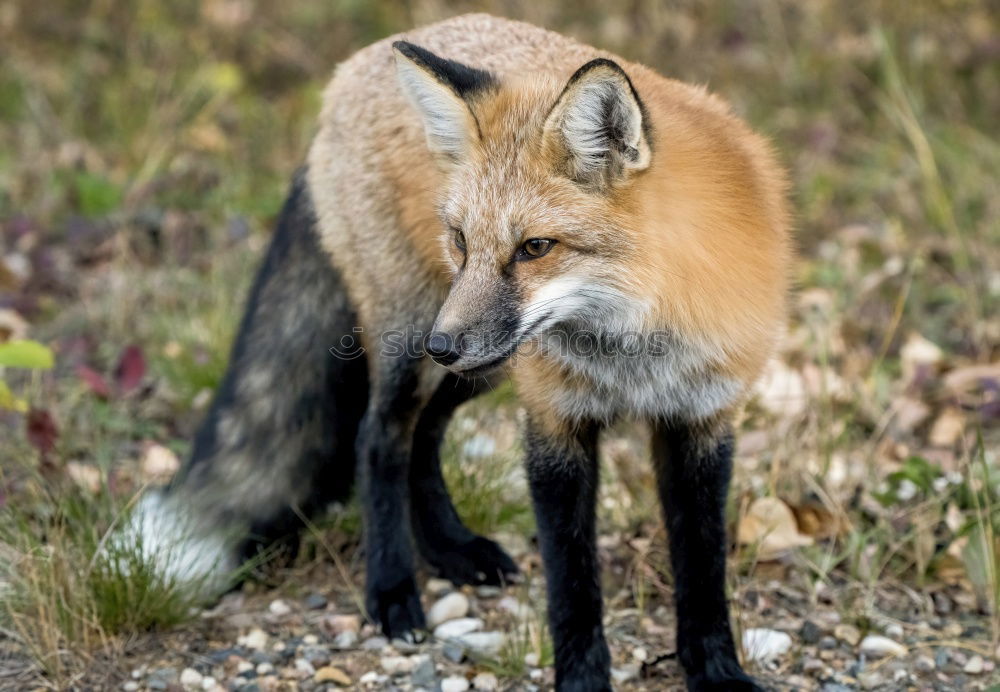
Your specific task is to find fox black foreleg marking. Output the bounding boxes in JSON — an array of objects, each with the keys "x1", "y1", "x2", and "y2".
[
  {"x1": 358, "y1": 355, "x2": 428, "y2": 639},
  {"x1": 652, "y1": 419, "x2": 764, "y2": 692},
  {"x1": 409, "y1": 374, "x2": 518, "y2": 586},
  {"x1": 524, "y1": 418, "x2": 612, "y2": 692}
]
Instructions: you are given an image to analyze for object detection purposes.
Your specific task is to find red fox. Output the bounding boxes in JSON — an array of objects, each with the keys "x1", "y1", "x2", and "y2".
[{"x1": 128, "y1": 14, "x2": 790, "y2": 691}]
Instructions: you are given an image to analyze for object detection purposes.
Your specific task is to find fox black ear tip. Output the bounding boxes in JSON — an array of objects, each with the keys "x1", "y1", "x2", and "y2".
[{"x1": 392, "y1": 40, "x2": 419, "y2": 60}]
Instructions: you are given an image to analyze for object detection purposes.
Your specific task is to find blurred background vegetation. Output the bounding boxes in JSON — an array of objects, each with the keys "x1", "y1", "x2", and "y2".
[{"x1": 0, "y1": 0, "x2": 998, "y2": 688}]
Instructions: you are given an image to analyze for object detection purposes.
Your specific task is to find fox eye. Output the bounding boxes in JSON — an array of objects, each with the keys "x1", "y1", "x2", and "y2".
[
  {"x1": 453, "y1": 228, "x2": 466, "y2": 251},
  {"x1": 518, "y1": 238, "x2": 555, "y2": 260}
]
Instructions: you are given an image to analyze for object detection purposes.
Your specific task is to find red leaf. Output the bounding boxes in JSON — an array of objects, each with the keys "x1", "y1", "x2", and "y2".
[
  {"x1": 77, "y1": 364, "x2": 112, "y2": 398},
  {"x1": 115, "y1": 344, "x2": 146, "y2": 395},
  {"x1": 26, "y1": 408, "x2": 58, "y2": 462}
]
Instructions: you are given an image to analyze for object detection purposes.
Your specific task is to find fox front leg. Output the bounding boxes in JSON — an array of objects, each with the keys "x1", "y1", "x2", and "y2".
[
  {"x1": 358, "y1": 359, "x2": 427, "y2": 640},
  {"x1": 652, "y1": 419, "x2": 765, "y2": 692},
  {"x1": 524, "y1": 417, "x2": 611, "y2": 692}
]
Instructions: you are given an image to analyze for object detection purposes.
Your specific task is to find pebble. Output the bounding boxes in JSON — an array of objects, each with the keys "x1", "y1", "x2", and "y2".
[
  {"x1": 358, "y1": 670, "x2": 381, "y2": 685},
  {"x1": 524, "y1": 652, "x2": 540, "y2": 667},
  {"x1": 380, "y1": 655, "x2": 414, "y2": 675},
  {"x1": 453, "y1": 631, "x2": 505, "y2": 656},
  {"x1": 859, "y1": 634, "x2": 907, "y2": 658},
  {"x1": 964, "y1": 655, "x2": 984, "y2": 674},
  {"x1": 302, "y1": 634, "x2": 319, "y2": 646},
  {"x1": 200, "y1": 678, "x2": 217, "y2": 691},
  {"x1": 411, "y1": 655, "x2": 436, "y2": 687},
  {"x1": 268, "y1": 599, "x2": 292, "y2": 616},
  {"x1": 800, "y1": 620, "x2": 823, "y2": 644},
  {"x1": 632, "y1": 646, "x2": 648, "y2": 662},
  {"x1": 803, "y1": 658, "x2": 824, "y2": 675},
  {"x1": 314, "y1": 665, "x2": 352, "y2": 686},
  {"x1": 858, "y1": 672, "x2": 884, "y2": 689},
  {"x1": 294, "y1": 658, "x2": 315, "y2": 676},
  {"x1": 819, "y1": 635, "x2": 837, "y2": 650},
  {"x1": 426, "y1": 577, "x2": 454, "y2": 596},
  {"x1": 442, "y1": 642, "x2": 466, "y2": 663},
  {"x1": 472, "y1": 672, "x2": 499, "y2": 691},
  {"x1": 833, "y1": 624, "x2": 861, "y2": 646},
  {"x1": 333, "y1": 630, "x2": 358, "y2": 649},
  {"x1": 123, "y1": 683, "x2": 139, "y2": 692},
  {"x1": 497, "y1": 596, "x2": 531, "y2": 619},
  {"x1": 611, "y1": 664, "x2": 640, "y2": 683},
  {"x1": 180, "y1": 668, "x2": 203, "y2": 689},
  {"x1": 361, "y1": 635, "x2": 389, "y2": 650},
  {"x1": 476, "y1": 585, "x2": 502, "y2": 598},
  {"x1": 255, "y1": 662, "x2": 273, "y2": 676},
  {"x1": 884, "y1": 622, "x2": 904, "y2": 639},
  {"x1": 441, "y1": 675, "x2": 471, "y2": 692},
  {"x1": 303, "y1": 593, "x2": 328, "y2": 610},
  {"x1": 427, "y1": 592, "x2": 470, "y2": 627},
  {"x1": 240, "y1": 628, "x2": 269, "y2": 651},
  {"x1": 326, "y1": 614, "x2": 361, "y2": 634},
  {"x1": 742, "y1": 628, "x2": 792, "y2": 662},
  {"x1": 915, "y1": 655, "x2": 936, "y2": 673},
  {"x1": 434, "y1": 617, "x2": 484, "y2": 640}
]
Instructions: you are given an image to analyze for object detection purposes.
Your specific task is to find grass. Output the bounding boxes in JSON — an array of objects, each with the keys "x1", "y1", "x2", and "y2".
[{"x1": 0, "y1": 0, "x2": 997, "y2": 687}]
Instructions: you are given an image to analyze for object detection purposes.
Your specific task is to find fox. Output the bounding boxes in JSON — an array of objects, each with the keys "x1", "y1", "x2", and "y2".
[{"x1": 124, "y1": 13, "x2": 790, "y2": 692}]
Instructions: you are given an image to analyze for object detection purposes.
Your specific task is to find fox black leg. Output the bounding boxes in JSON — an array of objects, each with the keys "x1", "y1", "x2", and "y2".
[
  {"x1": 410, "y1": 374, "x2": 518, "y2": 586},
  {"x1": 525, "y1": 418, "x2": 611, "y2": 692},
  {"x1": 359, "y1": 358, "x2": 426, "y2": 640},
  {"x1": 652, "y1": 419, "x2": 763, "y2": 692}
]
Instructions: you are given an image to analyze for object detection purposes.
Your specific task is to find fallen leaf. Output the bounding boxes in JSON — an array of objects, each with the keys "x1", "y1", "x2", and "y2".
[
  {"x1": 141, "y1": 443, "x2": 180, "y2": 482},
  {"x1": 738, "y1": 496, "x2": 813, "y2": 561},
  {"x1": 26, "y1": 408, "x2": 58, "y2": 467},
  {"x1": 0, "y1": 308, "x2": 29, "y2": 342},
  {"x1": 929, "y1": 407, "x2": 965, "y2": 447},
  {"x1": 753, "y1": 360, "x2": 808, "y2": 417},
  {"x1": 900, "y1": 332, "x2": 943, "y2": 382},
  {"x1": 115, "y1": 344, "x2": 146, "y2": 395},
  {"x1": 77, "y1": 364, "x2": 112, "y2": 398},
  {"x1": 66, "y1": 461, "x2": 101, "y2": 494}
]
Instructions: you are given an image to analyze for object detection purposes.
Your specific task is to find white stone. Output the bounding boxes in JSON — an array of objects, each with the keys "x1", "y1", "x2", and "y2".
[
  {"x1": 434, "y1": 617, "x2": 484, "y2": 640},
  {"x1": 524, "y1": 652, "x2": 540, "y2": 667},
  {"x1": 472, "y1": 672, "x2": 499, "y2": 691},
  {"x1": 239, "y1": 627, "x2": 268, "y2": 650},
  {"x1": 611, "y1": 664, "x2": 640, "y2": 683},
  {"x1": 965, "y1": 655, "x2": 985, "y2": 674},
  {"x1": 632, "y1": 646, "x2": 648, "y2": 662},
  {"x1": 380, "y1": 655, "x2": 413, "y2": 675},
  {"x1": 454, "y1": 631, "x2": 505, "y2": 656},
  {"x1": 859, "y1": 635, "x2": 907, "y2": 658},
  {"x1": 255, "y1": 662, "x2": 273, "y2": 676},
  {"x1": 123, "y1": 683, "x2": 139, "y2": 692},
  {"x1": 200, "y1": 678, "x2": 216, "y2": 691},
  {"x1": 268, "y1": 598, "x2": 292, "y2": 616},
  {"x1": 497, "y1": 596, "x2": 531, "y2": 620},
  {"x1": 427, "y1": 592, "x2": 470, "y2": 627},
  {"x1": 303, "y1": 634, "x2": 319, "y2": 645},
  {"x1": 441, "y1": 676, "x2": 470, "y2": 692},
  {"x1": 180, "y1": 668, "x2": 203, "y2": 690},
  {"x1": 742, "y1": 628, "x2": 793, "y2": 662},
  {"x1": 359, "y1": 670, "x2": 380, "y2": 685},
  {"x1": 294, "y1": 658, "x2": 315, "y2": 676},
  {"x1": 426, "y1": 577, "x2": 454, "y2": 596}
]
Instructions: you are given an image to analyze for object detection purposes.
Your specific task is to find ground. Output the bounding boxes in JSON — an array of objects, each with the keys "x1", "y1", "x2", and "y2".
[{"x1": 0, "y1": 1, "x2": 998, "y2": 691}]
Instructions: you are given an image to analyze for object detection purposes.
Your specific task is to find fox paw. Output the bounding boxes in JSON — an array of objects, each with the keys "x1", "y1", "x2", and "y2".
[
  {"x1": 367, "y1": 575, "x2": 426, "y2": 641},
  {"x1": 425, "y1": 535, "x2": 519, "y2": 586}
]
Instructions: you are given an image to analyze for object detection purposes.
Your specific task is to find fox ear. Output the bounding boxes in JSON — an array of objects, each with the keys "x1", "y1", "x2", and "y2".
[
  {"x1": 544, "y1": 58, "x2": 651, "y2": 188},
  {"x1": 393, "y1": 41, "x2": 495, "y2": 161}
]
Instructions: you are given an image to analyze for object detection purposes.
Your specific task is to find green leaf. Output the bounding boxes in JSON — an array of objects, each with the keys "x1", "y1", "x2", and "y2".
[
  {"x1": 0, "y1": 379, "x2": 27, "y2": 411},
  {"x1": 0, "y1": 340, "x2": 54, "y2": 369}
]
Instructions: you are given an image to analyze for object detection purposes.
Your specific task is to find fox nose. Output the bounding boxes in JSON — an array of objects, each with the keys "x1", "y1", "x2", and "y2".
[{"x1": 425, "y1": 331, "x2": 461, "y2": 366}]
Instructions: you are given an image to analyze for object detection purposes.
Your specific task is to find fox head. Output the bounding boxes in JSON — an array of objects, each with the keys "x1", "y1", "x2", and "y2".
[{"x1": 393, "y1": 41, "x2": 654, "y2": 375}]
